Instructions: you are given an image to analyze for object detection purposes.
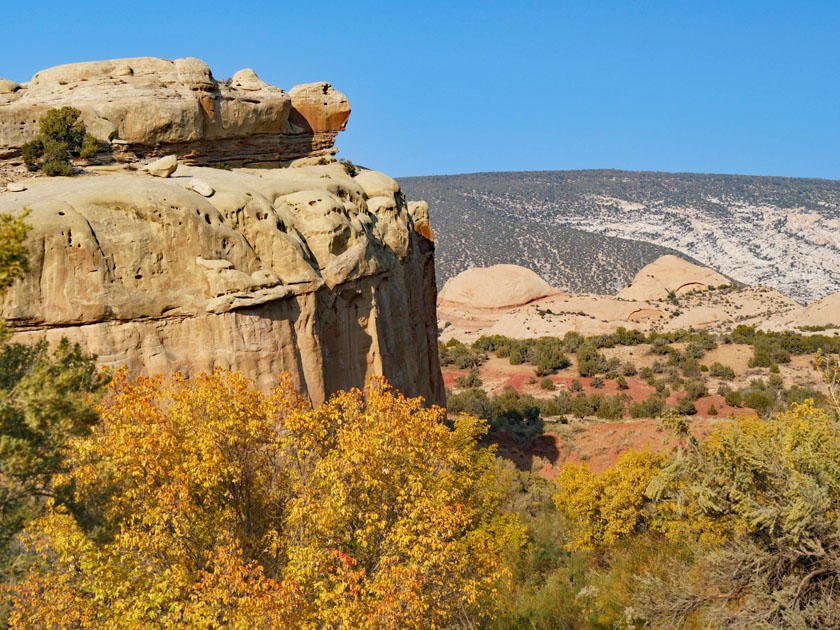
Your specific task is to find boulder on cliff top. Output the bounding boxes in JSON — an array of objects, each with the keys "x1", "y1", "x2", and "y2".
[
  {"x1": 617, "y1": 255, "x2": 730, "y2": 301},
  {"x1": 0, "y1": 57, "x2": 350, "y2": 165},
  {"x1": 439, "y1": 264, "x2": 557, "y2": 309}
]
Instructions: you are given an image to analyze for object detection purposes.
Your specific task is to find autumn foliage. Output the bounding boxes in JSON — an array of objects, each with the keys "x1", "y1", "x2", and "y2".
[{"x1": 5, "y1": 369, "x2": 519, "y2": 629}]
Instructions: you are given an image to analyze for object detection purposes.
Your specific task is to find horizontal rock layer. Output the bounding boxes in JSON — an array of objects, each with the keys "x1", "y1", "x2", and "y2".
[
  {"x1": 0, "y1": 57, "x2": 349, "y2": 165},
  {"x1": 0, "y1": 164, "x2": 444, "y2": 405}
]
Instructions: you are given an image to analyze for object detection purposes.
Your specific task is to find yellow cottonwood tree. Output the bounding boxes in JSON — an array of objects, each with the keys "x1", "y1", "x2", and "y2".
[
  {"x1": 554, "y1": 450, "x2": 666, "y2": 550},
  {"x1": 6, "y1": 369, "x2": 520, "y2": 630}
]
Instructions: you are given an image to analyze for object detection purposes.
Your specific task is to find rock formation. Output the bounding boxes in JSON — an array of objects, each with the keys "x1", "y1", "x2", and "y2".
[
  {"x1": 0, "y1": 57, "x2": 349, "y2": 166},
  {"x1": 0, "y1": 57, "x2": 443, "y2": 405},
  {"x1": 617, "y1": 255, "x2": 731, "y2": 301},
  {"x1": 438, "y1": 264, "x2": 559, "y2": 309},
  {"x1": 436, "y1": 258, "x2": 818, "y2": 343}
]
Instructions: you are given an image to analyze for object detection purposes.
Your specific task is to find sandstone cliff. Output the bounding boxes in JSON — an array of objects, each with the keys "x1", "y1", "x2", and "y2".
[
  {"x1": 0, "y1": 57, "x2": 443, "y2": 406},
  {"x1": 0, "y1": 57, "x2": 349, "y2": 165}
]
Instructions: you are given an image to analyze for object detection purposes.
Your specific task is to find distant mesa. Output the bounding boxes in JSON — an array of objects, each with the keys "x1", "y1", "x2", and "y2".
[
  {"x1": 618, "y1": 254, "x2": 730, "y2": 301},
  {"x1": 438, "y1": 264, "x2": 559, "y2": 309}
]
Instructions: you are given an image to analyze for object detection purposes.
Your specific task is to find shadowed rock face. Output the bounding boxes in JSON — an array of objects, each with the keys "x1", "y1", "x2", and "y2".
[
  {"x1": 0, "y1": 57, "x2": 350, "y2": 165},
  {"x1": 0, "y1": 163, "x2": 444, "y2": 406}
]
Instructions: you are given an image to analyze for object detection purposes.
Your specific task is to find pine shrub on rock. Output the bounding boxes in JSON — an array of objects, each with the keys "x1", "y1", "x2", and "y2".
[{"x1": 21, "y1": 107, "x2": 99, "y2": 175}]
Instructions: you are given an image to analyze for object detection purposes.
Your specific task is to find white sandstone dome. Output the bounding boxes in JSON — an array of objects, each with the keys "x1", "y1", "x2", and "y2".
[
  {"x1": 439, "y1": 264, "x2": 557, "y2": 309},
  {"x1": 617, "y1": 255, "x2": 731, "y2": 301}
]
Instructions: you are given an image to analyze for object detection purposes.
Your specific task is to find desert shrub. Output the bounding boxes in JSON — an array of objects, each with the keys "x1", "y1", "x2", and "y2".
[
  {"x1": 709, "y1": 362, "x2": 735, "y2": 380},
  {"x1": 743, "y1": 390, "x2": 776, "y2": 416},
  {"x1": 725, "y1": 389, "x2": 742, "y2": 407},
  {"x1": 570, "y1": 380, "x2": 583, "y2": 392},
  {"x1": 595, "y1": 395, "x2": 626, "y2": 420},
  {"x1": 438, "y1": 339, "x2": 485, "y2": 368},
  {"x1": 339, "y1": 158, "x2": 357, "y2": 176},
  {"x1": 529, "y1": 337, "x2": 571, "y2": 375},
  {"x1": 446, "y1": 387, "x2": 495, "y2": 420},
  {"x1": 577, "y1": 343, "x2": 608, "y2": 377},
  {"x1": 490, "y1": 388, "x2": 545, "y2": 444},
  {"x1": 616, "y1": 375, "x2": 629, "y2": 390},
  {"x1": 707, "y1": 404, "x2": 718, "y2": 415},
  {"x1": 447, "y1": 387, "x2": 544, "y2": 445},
  {"x1": 539, "y1": 377, "x2": 555, "y2": 391},
  {"x1": 622, "y1": 361, "x2": 638, "y2": 376},
  {"x1": 676, "y1": 396, "x2": 698, "y2": 415},
  {"x1": 455, "y1": 367, "x2": 482, "y2": 388},
  {"x1": 683, "y1": 379, "x2": 708, "y2": 401},
  {"x1": 21, "y1": 107, "x2": 99, "y2": 175},
  {"x1": 590, "y1": 376, "x2": 604, "y2": 389},
  {"x1": 640, "y1": 400, "x2": 840, "y2": 628},
  {"x1": 650, "y1": 338, "x2": 675, "y2": 356},
  {"x1": 680, "y1": 357, "x2": 701, "y2": 378}
]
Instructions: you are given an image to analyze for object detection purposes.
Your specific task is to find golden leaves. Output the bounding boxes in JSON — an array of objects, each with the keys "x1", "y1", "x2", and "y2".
[{"x1": 8, "y1": 370, "x2": 519, "y2": 629}]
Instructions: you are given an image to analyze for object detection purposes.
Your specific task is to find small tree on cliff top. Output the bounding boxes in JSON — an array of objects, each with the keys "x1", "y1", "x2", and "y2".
[{"x1": 21, "y1": 107, "x2": 98, "y2": 176}]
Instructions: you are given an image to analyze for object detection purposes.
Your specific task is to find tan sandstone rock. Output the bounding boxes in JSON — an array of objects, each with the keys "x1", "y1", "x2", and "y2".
[
  {"x1": 189, "y1": 178, "x2": 215, "y2": 197},
  {"x1": 0, "y1": 163, "x2": 443, "y2": 406},
  {"x1": 439, "y1": 264, "x2": 558, "y2": 309},
  {"x1": 0, "y1": 79, "x2": 20, "y2": 94},
  {"x1": 617, "y1": 255, "x2": 731, "y2": 301},
  {"x1": 145, "y1": 155, "x2": 178, "y2": 178},
  {"x1": 0, "y1": 57, "x2": 350, "y2": 165}
]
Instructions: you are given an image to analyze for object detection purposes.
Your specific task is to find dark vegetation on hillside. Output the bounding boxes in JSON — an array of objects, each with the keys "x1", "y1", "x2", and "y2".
[{"x1": 442, "y1": 326, "x2": 838, "y2": 443}]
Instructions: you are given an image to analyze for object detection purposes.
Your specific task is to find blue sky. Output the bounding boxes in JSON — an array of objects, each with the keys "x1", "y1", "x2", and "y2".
[{"x1": 4, "y1": 1, "x2": 838, "y2": 178}]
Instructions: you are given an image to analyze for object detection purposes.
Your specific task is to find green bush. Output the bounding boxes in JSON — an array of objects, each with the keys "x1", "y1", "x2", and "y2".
[
  {"x1": 455, "y1": 367, "x2": 482, "y2": 388},
  {"x1": 21, "y1": 107, "x2": 99, "y2": 176},
  {"x1": 743, "y1": 390, "x2": 775, "y2": 416},
  {"x1": 576, "y1": 343, "x2": 608, "y2": 377},
  {"x1": 539, "y1": 377, "x2": 555, "y2": 391},
  {"x1": 709, "y1": 362, "x2": 735, "y2": 380},
  {"x1": 340, "y1": 158, "x2": 357, "y2": 176},
  {"x1": 725, "y1": 390, "x2": 742, "y2": 407},
  {"x1": 683, "y1": 379, "x2": 708, "y2": 401},
  {"x1": 676, "y1": 396, "x2": 698, "y2": 415}
]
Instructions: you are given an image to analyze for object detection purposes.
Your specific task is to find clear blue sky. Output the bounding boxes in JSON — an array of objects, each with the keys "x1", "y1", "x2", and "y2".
[{"x1": 4, "y1": 1, "x2": 838, "y2": 179}]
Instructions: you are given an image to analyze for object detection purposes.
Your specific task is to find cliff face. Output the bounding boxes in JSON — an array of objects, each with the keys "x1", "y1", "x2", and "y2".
[
  {"x1": 0, "y1": 57, "x2": 349, "y2": 165},
  {"x1": 0, "y1": 58, "x2": 443, "y2": 406}
]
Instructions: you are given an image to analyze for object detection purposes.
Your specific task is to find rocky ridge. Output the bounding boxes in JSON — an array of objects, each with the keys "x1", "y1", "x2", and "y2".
[
  {"x1": 399, "y1": 171, "x2": 840, "y2": 304},
  {"x1": 0, "y1": 57, "x2": 349, "y2": 166},
  {"x1": 437, "y1": 260, "x2": 834, "y2": 343}
]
